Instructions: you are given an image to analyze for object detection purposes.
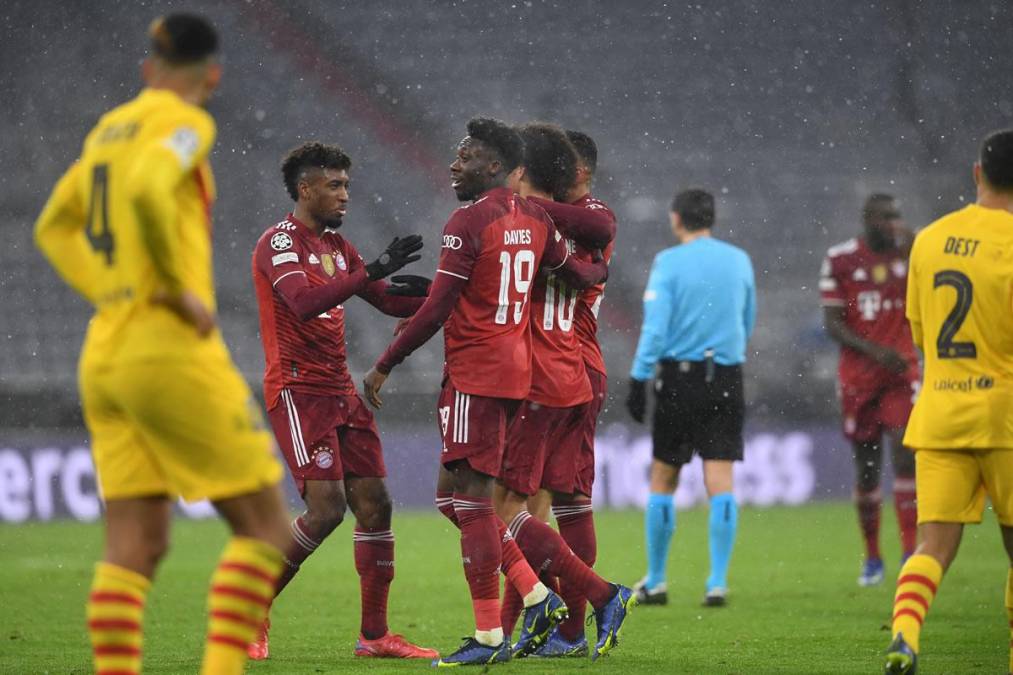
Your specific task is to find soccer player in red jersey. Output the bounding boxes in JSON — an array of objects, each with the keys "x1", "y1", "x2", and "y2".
[
  {"x1": 251, "y1": 142, "x2": 437, "y2": 660},
  {"x1": 361, "y1": 117, "x2": 616, "y2": 666},
  {"x1": 495, "y1": 123, "x2": 631, "y2": 661},
  {"x1": 820, "y1": 194, "x2": 919, "y2": 587},
  {"x1": 520, "y1": 129, "x2": 617, "y2": 656}
]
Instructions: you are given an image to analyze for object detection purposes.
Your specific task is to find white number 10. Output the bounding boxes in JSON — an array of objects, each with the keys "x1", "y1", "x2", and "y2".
[
  {"x1": 543, "y1": 273, "x2": 577, "y2": 332},
  {"x1": 496, "y1": 249, "x2": 536, "y2": 324}
]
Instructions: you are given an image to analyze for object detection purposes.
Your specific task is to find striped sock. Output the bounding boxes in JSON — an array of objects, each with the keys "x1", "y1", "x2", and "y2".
[
  {"x1": 199, "y1": 537, "x2": 283, "y2": 675},
  {"x1": 891, "y1": 553, "x2": 942, "y2": 653},
  {"x1": 87, "y1": 562, "x2": 149, "y2": 675},
  {"x1": 1006, "y1": 567, "x2": 1012, "y2": 674},
  {"x1": 453, "y1": 494, "x2": 502, "y2": 643},
  {"x1": 436, "y1": 491, "x2": 459, "y2": 527},
  {"x1": 353, "y1": 527, "x2": 395, "y2": 639},
  {"x1": 275, "y1": 516, "x2": 321, "y2": 596}
]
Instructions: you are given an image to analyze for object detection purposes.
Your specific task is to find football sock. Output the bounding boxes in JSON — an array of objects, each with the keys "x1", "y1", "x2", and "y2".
[
  {"x1": 500, "y1": 584, "x2": 524, "y2": 637},
  {"x1": 645, "y1": 492, "x2": 675, "y2": 589},
  {"x1": 893, "y1": 478, "x2": 918, "y2": 557},
  {"x1": 200, "y1": 537, "x2": 282, "y2": 675},
  {"x1": 453, "y1": 495, "x2": 502, "y2": 638},
  {"x1": 855, "y1": 487, "x2": 882, "y2": 561},
  {"x1": 509, "y1": 510, "x2": 613, "y2": 609},
  {"x1": 436, "y1": 490, "x2": 459, "y2": 527},
  {"x1": 275, "y1": 515, "x2": 321, "y2": 596},
  {"x1": 87, "y1": 562, "x2": 149, "y2": 675},
  {"x1": 891, "y1": 553, "x2": 942, "y2": 653},
  {"x1": 554, "y1": 500, "x2": 596, "y2": 641},
  {"x1": 354, "y1": 526, "x2": 395, "y2": 640},
  {"x1": 1006, "y1": 567, "x2": 1013, "y2": 674},
  {"x1": 706, "y1": 492, "x2": 738, "y2": 591},
  {"x1": 497, "y1": 519, "x2": 546, "y2": 603}
]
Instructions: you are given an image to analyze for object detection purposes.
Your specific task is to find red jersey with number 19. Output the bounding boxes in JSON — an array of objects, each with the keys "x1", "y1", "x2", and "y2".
[{"x1": 437, "y1": 187, "x2": 568, "y2": 400}]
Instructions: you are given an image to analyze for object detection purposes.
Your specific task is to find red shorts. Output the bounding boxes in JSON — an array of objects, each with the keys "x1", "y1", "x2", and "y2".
[
  {"x1": 437, "y1": 379, "x2": 518, "y2": 478},
  {"x1": 839, "y1": 379, "x2": 917, "y2": 443},
  {"x1": 570, "y1": 368, "x2": 607, "y2": 497},
  {"x1": 268, "y1": 389, "x2": 385, "y2": 494},
  {"x1": 502, "y1": 400, "x2": 584, "y2": 496}
]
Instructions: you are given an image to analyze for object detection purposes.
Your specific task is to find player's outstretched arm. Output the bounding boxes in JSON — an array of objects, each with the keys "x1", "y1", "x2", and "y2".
[
  {"x1": 823, "y1": 305, "x2": 908, "y2": 374},
  {"x1": 273, "y1": 266, "x2": 369, "y2": 321},
  {"x1": 358, "y1": 275, "x2": 429, "y2": 317},
  {"x1": 552, "y1": 252, "x2": 609, "y2": 290},
  {"x1": 362, "y1": 271, "x2": 467, "y2": 408},
  {"x1": 528, "y1": 196, "x2": 616, "y2": 250},
  {"x1": 34, "y1": 161, "x2": 102, "y2": 304}
]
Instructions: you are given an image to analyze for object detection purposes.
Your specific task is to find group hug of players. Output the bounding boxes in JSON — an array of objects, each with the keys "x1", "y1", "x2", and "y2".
[{"x1": 30, "y1": 11, "x2": 1013, "y2": 675}]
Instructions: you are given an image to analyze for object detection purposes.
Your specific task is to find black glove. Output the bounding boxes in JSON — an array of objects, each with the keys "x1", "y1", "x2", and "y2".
[
  {"x1": 626, "y1": 377, "x2": 647, "y2": 423},
  {"x1": 385, "y1": 274, "x2": 431, "y2": 297},
  {"x1": 365, "y1": 235, "x2": 424, "y2": 281}
]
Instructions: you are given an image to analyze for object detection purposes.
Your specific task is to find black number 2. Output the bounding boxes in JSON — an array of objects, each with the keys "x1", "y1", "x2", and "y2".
[
  {"x1": 933, "y1": 269, "x2": 977, "y2": 359},
  {"x1": 86, "y1": 163, "x2": 114, "y2": 265}
]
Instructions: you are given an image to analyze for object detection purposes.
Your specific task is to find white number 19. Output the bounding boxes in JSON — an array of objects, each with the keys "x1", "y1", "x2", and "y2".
[{"x1": 495, "y1": 249, "x2": 536, "y2": 324}]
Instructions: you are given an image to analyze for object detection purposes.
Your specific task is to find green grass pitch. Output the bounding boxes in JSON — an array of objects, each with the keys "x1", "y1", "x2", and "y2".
[{"x1": 1, "y1": 503, "x2": 1008, "y2": 673}]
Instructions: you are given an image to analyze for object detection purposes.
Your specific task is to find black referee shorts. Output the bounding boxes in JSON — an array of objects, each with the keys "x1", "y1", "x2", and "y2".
[{"x1": 651, "y1": 359, "x2": 745, "y2": 467}]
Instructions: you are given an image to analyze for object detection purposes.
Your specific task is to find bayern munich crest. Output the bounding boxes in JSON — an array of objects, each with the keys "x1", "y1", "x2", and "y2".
[
  {"x1": 314, "y1": 449, "x2": 334, "y2": 469},
  {"x1": 270, "y1": 232, "x2": 293, "y2": 251},
  {"x1": 335, "y1": 253, "x2": 347, "y2": 271}
]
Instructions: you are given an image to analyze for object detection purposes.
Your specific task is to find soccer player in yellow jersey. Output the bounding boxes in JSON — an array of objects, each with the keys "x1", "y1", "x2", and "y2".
[
  {"x1": 33, "y1": 14, "x2": 290, "y2": 675},
  {"x1": 884, "y1": 129, "x2": 1013, "y2": 674}
]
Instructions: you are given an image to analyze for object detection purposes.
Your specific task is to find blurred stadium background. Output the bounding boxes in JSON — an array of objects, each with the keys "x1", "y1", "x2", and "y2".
[{"x1": 2, "y1": 0, "x2": 1012, "y2": 519}]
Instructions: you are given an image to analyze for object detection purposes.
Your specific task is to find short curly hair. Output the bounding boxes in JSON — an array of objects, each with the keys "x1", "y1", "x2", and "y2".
[
  {"x1": 280, "y1": 142, "x2": 352, "y2": 201},
  {"x1": 517, "y1": 122, "x2": 578, "y2": 201},
  {"x1": 466, "y1": 117, "x2": 524, "y2": 174}
]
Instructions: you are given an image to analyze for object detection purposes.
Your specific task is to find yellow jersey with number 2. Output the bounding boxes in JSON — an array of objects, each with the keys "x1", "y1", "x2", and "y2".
[
  {"x1": 904, "y1": 203, "x2": 1013, "y2": 449},
  {"x1": 35, "y1": 87, "x2": 223, "y2": 369}
]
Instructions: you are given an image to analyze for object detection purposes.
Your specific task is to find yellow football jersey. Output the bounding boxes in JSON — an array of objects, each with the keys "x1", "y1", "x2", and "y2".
[
  {"x1": 904, "y1": 203, "x2": 1013, "y2": 449},
  {"x1": 35, "y1": 88, "x2": 224, "y2": 368}
]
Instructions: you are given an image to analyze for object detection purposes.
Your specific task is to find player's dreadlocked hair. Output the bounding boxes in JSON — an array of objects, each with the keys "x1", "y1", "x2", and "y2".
[
  {"x1": 566, "y1": 130, "x2": 598, "y2": 175},
  {"x1": 281, "y1": 142, "x2": 352, "y2": 201},
  {"x1": 517, "y1": 122, "x2": 579, "y2": 202},
  {"x1": 466, "y1": 117, "x2": 524, "y2": 174},
  {"x1": 148, "y1": 13, "x2": 218, "y2": 64},
  {"x1": 981, "y1": 129, "x2": 1013, "y2": 191}
]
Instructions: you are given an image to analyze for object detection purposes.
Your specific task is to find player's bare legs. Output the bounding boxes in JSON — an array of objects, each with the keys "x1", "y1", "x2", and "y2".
[
  {"x1": 213, "y1": 483, "x2": 293, "y2": 552},
  {"x1": 1002, "y1": 525, "x2": 1013, "y2": 675},
  {"x1": 886, "y1": 429, "x2": 918, "y2": 559},
  {"x1": 102, "y1": 496, "x2": 173, "y2": 578},
  {"x1": 702, "y1": 459, "x2": 737, "y2": 606},
  {"x1": 852, "y1": 439, "x2": 886, "y2": 585}
]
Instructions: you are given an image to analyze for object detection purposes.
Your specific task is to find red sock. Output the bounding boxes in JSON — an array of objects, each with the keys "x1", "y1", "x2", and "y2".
[
  {"x1": 276, "y1": 516, "x2": 321, "y2": 596},
  {"x1": 509, "y1": 511, "x2": 612, "y2": 609},
  {"x1": 893, "y1": 478, "x2": 917, "y2": 556},
  {"x1": 553, "y1": 500, "x2": 596, "y2": 641},
  {"x1": 497, "y1": 520, "x2": 540, "y2": 596},
  {"x1": 354, "y1": 527, "x2": 394, "y2": 640},
  {"x1": 500, "y1": 584, "x2": 524, "y2": 636},
  {"x1": 436, "y1": 491, "x2": 459, "y2": 528},
  {"x1": 855, "y1": 488, "x2": 882, "y2": 560},
  {"x1": 454, "y1": 495, "x2": 502, "y2": 632}
]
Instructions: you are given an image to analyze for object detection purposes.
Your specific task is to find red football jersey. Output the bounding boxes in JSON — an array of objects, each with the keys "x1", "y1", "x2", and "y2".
[
  {"x1": 819, "y1": 236, "x2": 918, "y2": 389},
  {"x1": 438, "y1": 187, "x2": 568, "y2": 400},
  {"x1": 253, "y1": 215, "x2": 364, "y2": 408},
  {"x1": 570, "y1": 193, "x2": 616, "y2": 377}
]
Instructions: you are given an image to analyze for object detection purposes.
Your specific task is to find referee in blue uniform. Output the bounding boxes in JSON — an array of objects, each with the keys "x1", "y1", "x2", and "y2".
[{"x1": 626, "y1": 188, "x2": 756, "y2": 607}]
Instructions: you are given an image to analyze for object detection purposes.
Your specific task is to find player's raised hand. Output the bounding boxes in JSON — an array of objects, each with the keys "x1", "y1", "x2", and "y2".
[
  {"x1": 365, "y1": 235, "x2": 424, "y2": 280},
  {"x1": 153, "y1": 289, "x2": 217, "y2": 338},
  {"x1": 363, "y1": 367, "x2": 388, "y2": 408},
  {"x1": 385, "y1": 274, "x2": 431, "y2": 297}
]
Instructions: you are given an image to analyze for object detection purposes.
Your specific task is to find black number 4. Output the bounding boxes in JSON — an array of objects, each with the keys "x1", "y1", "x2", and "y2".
[
  {"x1": 86, "y1": 163, "x2": 114, "y2": 265},
  {"x1": 934, "y1": 269, "x2": 976, "y2": 359}
]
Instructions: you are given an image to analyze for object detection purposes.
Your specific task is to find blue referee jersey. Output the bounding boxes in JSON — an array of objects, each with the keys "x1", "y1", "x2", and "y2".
[{"x1": 630, "y1": 236, "x2": 756, "y2": 380}]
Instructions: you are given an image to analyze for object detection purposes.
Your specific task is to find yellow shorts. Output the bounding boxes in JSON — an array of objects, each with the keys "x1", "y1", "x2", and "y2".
[
  {"x1": 80, "y1": 356, "x2": 283, "y2": 503},
  {"x1": 915, "y1": 447, "x2": 1013, "y2": 526}
]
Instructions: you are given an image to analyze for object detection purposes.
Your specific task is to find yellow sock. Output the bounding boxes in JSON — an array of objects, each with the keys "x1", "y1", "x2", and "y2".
[
  {"x1": 891, "y1": 553, "x2": 943, "y2": 652},
  {"x1": 1006, "y1": 567, "x2": 1012, "y2": 674},
  {"x1": 87, "y1": 562, "x2": 150, "y2": 675},
  {"x1": 200, "y1": 537, "x2": 283, "y2": 675}
]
